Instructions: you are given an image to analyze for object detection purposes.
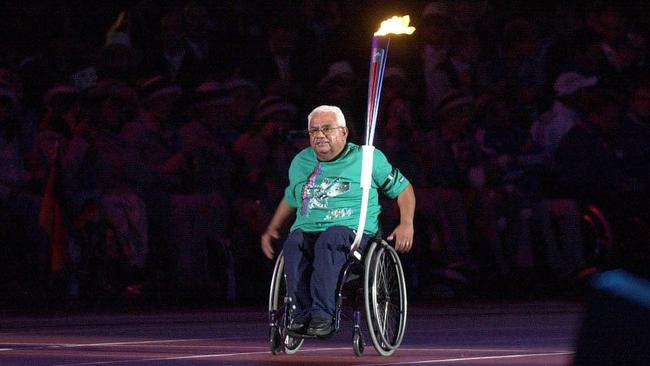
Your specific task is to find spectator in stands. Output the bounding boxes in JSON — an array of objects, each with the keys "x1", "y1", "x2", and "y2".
[
  {"x1": 308, "y1": 61, "x2": 363, "y2": 143},
  {"x1": 613, "y1": 80, "x2": 650, "y2": 215},
  {"x1": 529, "y1": 72, "x2": 597, "y2": 161},
  {"x1": 241, "y1": 13, "x2": 315, "y2": 103},
  {"x1": 96, "y1": 34, "x2": 142, "y2": 84},
  {"x1": 376, "y1": 65, "x2": 417, "y2": 153},
  {"x1": 585, "y1": 2, "x2": 646, "y2": 75},
  {"x1": 30, "y1": 84, "x2": 81, "y2": 191},
  {"x1": 523, "y1": 73, "x2": 597, "y2": 284},
  {"x1": 481, "y1": 18, "x2": 545, "y2": 121},
  {"x1": 81, "y1": 81, "x2": 149, "y2": 295},
  {"x1": 475, "y1": 92, "x2": 537, "y2": 281},
  {"x1": 626, "y1": 78, "x2": 650, "y2": 129},
  {"x1": 120, "y1": 75, "x2": 184, "y2": 294},
  {"x1": 415, "y1": 2, "x2": 456, "y2": 124},
  {"x1": 227, "y1": 78, "x2": 261, "y2": 133},
  {"x1": 170, "y1": 80, "x2": 234, "y2": 297},
  {"x1": 548, "y1": 87, "x2": 624, "y2": 280},
  {"x1": 428, "y1": 30, "x2": 482, "y2": 112},
  {"x1": 407, "y1": 91, "x2": 481, "y2": 296},
  {"x1": 232, "y1": 95, "x2": 301, "y2": 301},
  {"x1": 182, "y1": 1, "x2": 234, "y2": 80},
  {"x1": 150, "y1": 8, "x2": 207, "y2": 93},
  {"x1": 235, "y1": 95, "x2": 298, "y2": 189},
  {"x1": 0, "y1": 77, "x2": 46, "y2": 298}
]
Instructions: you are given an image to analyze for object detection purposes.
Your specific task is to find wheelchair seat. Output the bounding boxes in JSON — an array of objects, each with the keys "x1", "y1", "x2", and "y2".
[{"x1": 268, "y1": 238, "x2": 408, "y2": 356}]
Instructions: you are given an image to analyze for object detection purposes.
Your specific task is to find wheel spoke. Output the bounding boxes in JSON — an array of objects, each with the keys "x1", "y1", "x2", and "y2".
[
  {"x1": 378, "y1": 248, "x2": 405, "y2": 348},
  {"x1": 381, "y1": 303, "x2": 388, "y2": 334}
]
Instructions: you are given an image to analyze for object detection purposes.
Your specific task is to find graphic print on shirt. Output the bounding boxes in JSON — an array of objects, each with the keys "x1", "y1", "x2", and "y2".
[
  {"x1": 301, "y1": 163, "x2": 322, "y2": 215},
  {"x1": 300, "y1": 163, "x2": 350, "y2": 217}
]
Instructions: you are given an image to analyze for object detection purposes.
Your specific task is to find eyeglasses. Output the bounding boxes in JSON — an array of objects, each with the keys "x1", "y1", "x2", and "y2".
[{"x1": 308, "y1": 126, "x2": 345, "y2": 136}]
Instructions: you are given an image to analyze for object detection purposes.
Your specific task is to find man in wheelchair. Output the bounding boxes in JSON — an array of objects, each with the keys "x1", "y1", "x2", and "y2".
[{"x1": 261, "y1": 105, "x2": 415, "y2": 337}]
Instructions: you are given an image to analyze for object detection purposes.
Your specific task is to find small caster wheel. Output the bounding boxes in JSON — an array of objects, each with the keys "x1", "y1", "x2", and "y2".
[
  {"x1": 270, "y1": 326, "x2": 282, "y2": 354},
  {"x1": 353, "y1": 330, "x2": 365, "y2": 356}
]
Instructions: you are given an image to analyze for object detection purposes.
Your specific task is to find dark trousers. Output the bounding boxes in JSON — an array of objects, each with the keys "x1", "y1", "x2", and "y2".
[{"x1": 282, "y1": 226, "x2": 371, "y2": 320}]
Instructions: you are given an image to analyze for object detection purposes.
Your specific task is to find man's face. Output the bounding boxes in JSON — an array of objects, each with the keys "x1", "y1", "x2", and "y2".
[{"x1": 308, "y1": 111, "x2": 347, "y2": 161}]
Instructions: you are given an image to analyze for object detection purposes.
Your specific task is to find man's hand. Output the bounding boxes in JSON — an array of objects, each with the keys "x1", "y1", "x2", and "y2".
[
  {"x1": 259, "y1": 198, "x2": 296, "y2": 260},
  {"x1": 387, "y1": 222, "x2": 414, "y2": 253},
  {"x1": 389, "y1": 184, "x2": 415, "y2": 253},
  {"x1": 261, "y1": 227, "x2": 280, "y2": 259}
]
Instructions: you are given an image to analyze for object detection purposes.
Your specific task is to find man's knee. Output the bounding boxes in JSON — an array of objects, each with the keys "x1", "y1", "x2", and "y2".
[
  {"x1": 282, "y1": 229, "x2": 305, "y2": 256},
  {"x1": 314, "y1": 226, "x2": 352, "y2": 253}
]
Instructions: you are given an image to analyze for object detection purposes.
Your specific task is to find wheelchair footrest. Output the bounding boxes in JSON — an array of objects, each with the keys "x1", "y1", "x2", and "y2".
[{"x1": 286, "y1": 329, "x2": 337, "y2": 339}]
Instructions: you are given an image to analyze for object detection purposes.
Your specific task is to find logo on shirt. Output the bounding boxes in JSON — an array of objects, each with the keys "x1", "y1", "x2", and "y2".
[
  {"x1": 310, "y1": 177, "x2": 350, "y2": 210},
  {"x1": 301, "y1": 170, "x2": 351, "y2": 216},
  {"x1": 325, "y1": 208, "x2": 353, "y2": 220}
]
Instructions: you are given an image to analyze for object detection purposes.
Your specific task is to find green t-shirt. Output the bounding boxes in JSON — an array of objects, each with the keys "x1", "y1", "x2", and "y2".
[{"x1": 285, "y1": 143, "x2": 410, "y2": 234}]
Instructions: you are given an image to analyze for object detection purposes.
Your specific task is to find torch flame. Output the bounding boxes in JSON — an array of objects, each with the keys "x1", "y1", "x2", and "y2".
[{"x1": 374, "y1": 15, "x2": 416, "y2": 36}]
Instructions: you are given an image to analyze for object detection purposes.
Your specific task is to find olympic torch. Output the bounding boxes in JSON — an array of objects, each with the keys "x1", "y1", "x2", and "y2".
[{"x1": 351, "y1": 15, "x2": 415, "y2": 259}]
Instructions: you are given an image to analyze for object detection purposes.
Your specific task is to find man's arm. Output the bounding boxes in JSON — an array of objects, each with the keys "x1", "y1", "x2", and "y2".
[
  {"x1": 261, "y1": 197, "x2": 297, "y2": 259},
  {"x1": 387, "y1": 184, "x2": 415, "y2": 253}
]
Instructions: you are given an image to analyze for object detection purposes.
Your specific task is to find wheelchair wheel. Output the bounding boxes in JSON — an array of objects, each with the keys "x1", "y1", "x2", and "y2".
[
  {"x1": 364, "y1": 240, "x2": 407, "y2": 356},
  {"x1": 268, "y1": 253, "x2": 304, "y2": 354}
]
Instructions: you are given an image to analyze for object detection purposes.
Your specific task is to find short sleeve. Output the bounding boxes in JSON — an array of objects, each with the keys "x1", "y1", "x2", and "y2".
[
  {"x1": 284, "y1": 184, "x2": 298, "y2": 208},
  {"x1": 372, "y1": 148, "x2": 410, "y2": 199},
  {"x1": 283, "y1": 153, "x2": 302, "y2": 208}
]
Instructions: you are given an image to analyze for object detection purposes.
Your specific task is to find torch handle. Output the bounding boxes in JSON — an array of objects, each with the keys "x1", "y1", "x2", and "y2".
[{"x1": 350, "y1": 145, "x2": 375, "y2": 259}]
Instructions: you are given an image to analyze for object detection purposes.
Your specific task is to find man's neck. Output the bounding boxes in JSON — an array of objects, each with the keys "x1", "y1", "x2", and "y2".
[{"x1": 316, "y1": 144, "x2": 347, "y2": 162}]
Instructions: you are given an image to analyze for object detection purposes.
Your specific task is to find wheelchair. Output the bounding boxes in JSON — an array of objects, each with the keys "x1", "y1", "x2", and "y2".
[
  {"x1": 582, "y1": 202, "x2": 650, "y2": 276},
  {"x1": 581, "y1": 204, "x2": 616, "y2": 269},
  {"x1": 268, "y1": 238, "x2": 408, "y2": 356}
]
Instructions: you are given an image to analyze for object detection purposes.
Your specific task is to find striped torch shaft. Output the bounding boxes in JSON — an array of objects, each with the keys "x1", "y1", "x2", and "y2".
[{"x1": 351, "y1": 35, "x2": 390, "y2": 258}]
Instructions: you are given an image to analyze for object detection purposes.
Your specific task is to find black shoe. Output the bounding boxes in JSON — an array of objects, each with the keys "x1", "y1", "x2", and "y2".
[
  {"x1": 307, "y1": 317, "x2": 334, "y2": 337},
  {"x1": 287, "y1": 315, "x2": 310, "y2": 335}
]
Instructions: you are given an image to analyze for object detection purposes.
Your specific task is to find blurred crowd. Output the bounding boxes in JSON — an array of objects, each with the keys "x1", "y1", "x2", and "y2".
[{"x1": 1, "y1": 0, "x2": 650, "y2": 307}]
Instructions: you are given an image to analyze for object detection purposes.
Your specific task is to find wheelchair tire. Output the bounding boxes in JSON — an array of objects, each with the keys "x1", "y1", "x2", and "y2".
[
  {"x1": 364, "y1": 240, "x2": 408, "y2": 356},
  {"x1": 268, "y1": 252, "x2": 304, "y2": 354}
]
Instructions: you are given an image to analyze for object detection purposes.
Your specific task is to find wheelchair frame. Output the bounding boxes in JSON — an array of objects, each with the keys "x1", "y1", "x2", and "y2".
[{"x1": 268, "y1": 238, "x2": 408, "y2": 356}]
